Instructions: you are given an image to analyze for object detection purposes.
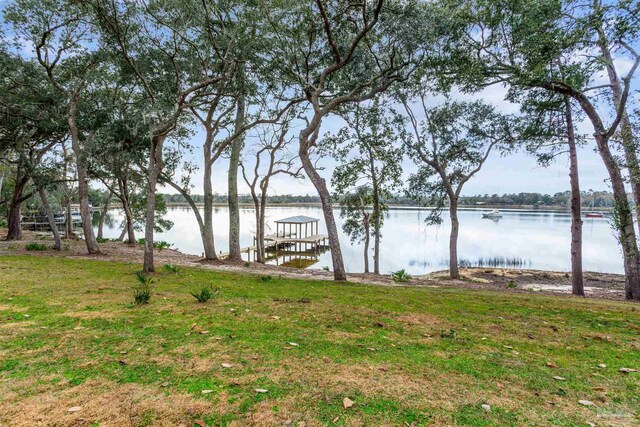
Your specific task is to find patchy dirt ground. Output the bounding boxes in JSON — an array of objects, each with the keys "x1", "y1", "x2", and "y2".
[{"x1": 0, "y1": 229, "x2": 627, "y2": 300}]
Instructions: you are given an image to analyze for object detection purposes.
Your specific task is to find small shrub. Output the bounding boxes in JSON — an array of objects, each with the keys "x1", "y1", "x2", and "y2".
[
  {"x1": 96, "y1": 237, "x2": 109, "y2": 243},
  {"x1": 154, "y1": 241, "x2": 172, "y2": 250},
  {"x1": 26, "y1": 242, "x2": 47, "y2": 251},
  {"x1": 507, "y1": 281, "x2": 517, "y2": 289},
  {"x1": 133, "y1": 272, "x2": 153, "y2": 305},
  {"x1": 391, "y1": 269, "x2": 412, "y2": 283},
  {"x1": 440, "y1": 329, "x2": 456, "y2": 339},
  {"x1": 136, "y1": 238, "x2": 172, "y2": 250},
  {"x1": 260, "y1": 275, "x2": 272, "y2": 282},
  {"x1": 191, "y1": 284, "x2": 217, "y2": 303},
  {"x1": 322, "y1": 266, "x2": 330, "y2": 271},
  {"x1": 244, "y1": 261, "x2": 251, "y2": 267},
  {"x1": 163, "y1": 263, "x2": 179, "y2": 273},
  {"x1": 0, "y1": 219, "x2": 7, "y2": 227}
]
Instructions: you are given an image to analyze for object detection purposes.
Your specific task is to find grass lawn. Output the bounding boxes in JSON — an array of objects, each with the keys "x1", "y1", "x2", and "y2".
[{"x1": 0, "y1": 255, "x2": 638, "y2": 426}]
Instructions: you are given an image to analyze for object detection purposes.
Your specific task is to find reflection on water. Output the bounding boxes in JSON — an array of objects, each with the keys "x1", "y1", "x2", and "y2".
[{"x1": 95, "y1": 206, "x2": 623, "y2": 274}]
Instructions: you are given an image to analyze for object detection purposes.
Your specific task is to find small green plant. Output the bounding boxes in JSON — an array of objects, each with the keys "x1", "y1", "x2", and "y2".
[
  {"x1": 244, "y1": 261, "x2": 251, "y2": 267},
  {"x1": 163, "y1": 263, "x2": 179, "y2": 273},
  {"x1": 96, "y1": 237, "x2": 109, "y2": 243},
  {"x1": 154, "y1": 241, "x2": 172, "y2": 250},
  {"x1": 133, "y1": 272, "x2": 153, "y2": 305},
  {"x1": 507, "y1": 281, "x2": 517, "y2": 289},
  {"x1": 440, "y1": 329, "x2": 456, "y2": 339},
  {"x1": 0, "y1": 219, "x2": 7, "y2": 227},
  {"x1": 191, "y1": 284, "x2": 217, "y2": 303},
  {"x1": 391, "y1": 269, "x2": 412, "y2": 283},
  {"x1": 25, "y1": 242, "x2": 47, "y2": 251},
  {"x1": 260, "y1": 275, "x2": 272, "y2": 282},
  {"x1": 322, "y1": 266, "x2": 330, "y2": 271}
]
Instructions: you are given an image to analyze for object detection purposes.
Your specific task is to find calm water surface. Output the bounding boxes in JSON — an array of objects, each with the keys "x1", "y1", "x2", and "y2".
[{"x1": 97, "y1": 206, "x2": 623, "y2": 274}]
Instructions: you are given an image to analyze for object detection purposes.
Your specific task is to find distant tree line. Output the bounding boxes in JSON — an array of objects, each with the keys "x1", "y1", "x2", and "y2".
[
  {"x1": 151, "y1": 190, "x2": 618, "y2": 208},
  {"x1": 459, "y1": 191, "x2": 616, "y2": 208},
  {"x1": 158, "y1": 193, "x2": 322, "y2": 205}
]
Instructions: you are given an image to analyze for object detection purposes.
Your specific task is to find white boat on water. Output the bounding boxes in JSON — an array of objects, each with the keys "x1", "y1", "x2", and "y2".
[{"x1": 482, "y1": 209, "x2": 503, "y2": 219}]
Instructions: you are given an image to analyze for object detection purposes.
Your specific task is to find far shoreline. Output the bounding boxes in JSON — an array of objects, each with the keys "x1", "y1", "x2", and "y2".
[{"x1": 161, "y1": 202, "x2": 613, "y2": 213}]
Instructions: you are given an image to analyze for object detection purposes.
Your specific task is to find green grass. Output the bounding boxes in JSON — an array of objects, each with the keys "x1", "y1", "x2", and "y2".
[{"x1": 0, "y1": 255, "x2": 638, "y2": 426}]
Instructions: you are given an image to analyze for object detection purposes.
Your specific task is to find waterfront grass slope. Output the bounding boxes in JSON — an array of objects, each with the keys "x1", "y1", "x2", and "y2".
[{"x1": 0, "y1": 256, "x2": 638, "y2": 426}]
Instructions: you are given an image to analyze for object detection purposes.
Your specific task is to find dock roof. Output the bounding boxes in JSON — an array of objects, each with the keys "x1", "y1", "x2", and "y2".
[{"x1": 275, "y1": 215, "x2": 319, "y2": 224}]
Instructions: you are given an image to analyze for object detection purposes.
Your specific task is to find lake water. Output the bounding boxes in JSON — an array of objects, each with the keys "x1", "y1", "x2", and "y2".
[{"x1": 96, "y1": 206, "x2": 623, "y2": 275}]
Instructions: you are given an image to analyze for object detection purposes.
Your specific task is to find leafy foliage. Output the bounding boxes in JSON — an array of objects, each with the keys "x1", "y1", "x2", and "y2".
[
  {"x1": 190, "y1": 284, "x2": 217, "y2": 303},
  {"x1": 163, "y1": 264, "x2": 179, "y2": 273},
  {"x1": 392, "y1": 269, "x2": 412, "y2": 283},
  {"x1": 25, "y1": 242, "x2": 47, "y2": 251},
  {"x1": 133, "y1": 272, "x2": 153, "y2": 305}
]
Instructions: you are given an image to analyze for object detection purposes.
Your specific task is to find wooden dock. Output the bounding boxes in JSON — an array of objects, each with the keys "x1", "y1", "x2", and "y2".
[
  {"x1": 263, "y1": 233, "x2": 328, "y2": 245},
  {"x1": 217, "y1": 234, "x2": 329, "y2": 261}
]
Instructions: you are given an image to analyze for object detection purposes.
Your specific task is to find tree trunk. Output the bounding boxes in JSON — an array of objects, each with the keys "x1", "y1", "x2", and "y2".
[
  {"x1": 299, "y1": 143, "x2": 347, "y2": 280},
  {"x1": 37, "y1": 186, "x2": 61, "y2": 250},
  {"x1": 65, "y1": 200, "x2": 73, "y2": 238},
  {"x1": 62, "y1": 145, "x2": 74, "y2": 239},
  {"x1": 363, "y1": 215, "x2": 370, "y2": 273},
  {"x1": 594, "y1": 132, "x2": 640, "y2": 300},
  {"x1": 119, "y1": 178, "x2": 136, "y2": 244},
  {"x1": 372, "y1": 174, "x2": 381, "y2": 275},
  {"x1": 143, "y1": 134, "x2": 166, "y2": 273},
  {"x1": 163, "y1": 177, "x2": 209, "y2": 257},
  {"x1": 259, "y1": 194, "x2": 268, "y2": 263},
  {"x1": 6, "y1": 172, "x2": 29, "y2": 240},
  {"x1": 0, "y1": 168, "x2": 4, "y2": 199},
  {"x1": 202, "y1": 141, "x2": 218, "y2": 260},
  {"x1": 449, "y1": 197, "x2": 460, "y2": 279},
  {"x1": 596, "y1": 24, "x2": 640, "y2": 232},
  {"x1": 249, "y1": 186, "x2": 264, "y2": 263},
  {"x1": 68, "y1": 103, "x2": 99, "y2": 254},
  {"x1": 97, "y1": 191, "x2": 112, "y2": 240},
  {"x1": 118, "y1": 226, "x2": 127, "y2": 242},
  {"x1": 565, "y1": 97, "x2": 584, "y2": 296},
  {"x1": 227, "y1": 94, "x2": 246, "y2": 261}
]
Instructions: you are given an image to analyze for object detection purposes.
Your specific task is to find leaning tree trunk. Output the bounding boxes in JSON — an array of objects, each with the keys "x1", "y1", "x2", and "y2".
[
  {"x1": 143, "y1": 134, "x2": 166, "y2": 273},
  {"x1": 249, "y1": 188, "x2": 264, "y2": 263},
  {"x1": 227, "y1": 94, "x2": 246, "y2": 262},
  {"x1": 37, "y1": 186, "x2": 61, "y2": 250},
  {"x1": 68, "y1": 104, "x2": 99, "y2": 254},
  {"x1": 449, "y1": 197, "x2": 460, "y2": 279},
  {"x1": 299, "y1": 142, "x2": 347, "y2": 280},
  {"x1": 119, "y1": 178, "x2": 136, "y2": 244},
  {"x1": 6, "y1": 173, "x2": 29, "y2": 241},
  {"x1": 565, "y1": 98, "x2": 584, "y2": 296},
  {"x1": 597, "y1": 25, "x2": 640, "y2": 231},
  {"x1": 595, "y1": 133, "x2": 640, "y2": 300}
]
